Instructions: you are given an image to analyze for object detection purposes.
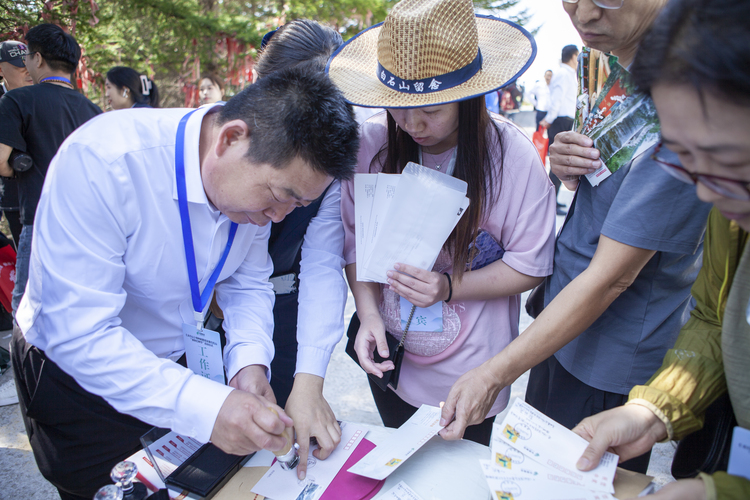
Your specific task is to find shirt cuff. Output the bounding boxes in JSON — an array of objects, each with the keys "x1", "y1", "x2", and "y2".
[
  {"x1": 172, "y1": 374, "x2": 234, "y2": 443},
  {"x1": 699, "y1": 472, "x2": 717, "y2": 500},
  {"x1": 225, "y1": 343, "x2": 273, "y2": 384},
  {"x1": 295, "y1": 345, "x2": 334, "y2": 379},
  {"x1": 625, "y1": 398, "x2": 674, "y2": 442},
  {"x1": 628, "y1": 384, "x2": 706, "y2": 440}
]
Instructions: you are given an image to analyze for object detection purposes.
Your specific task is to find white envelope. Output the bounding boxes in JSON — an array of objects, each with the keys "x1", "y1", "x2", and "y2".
[
  {"x1": 353, "y1": 173, "x2": 379, "y2": 282},
  {"x1": 252, "y1": 422, "x2": 368, "y2": 500},
  {"x1": 348, "y1": 405, "x2": 443, "y2": 480},
  {"x1": 361, "y1": 163, "x2": 469, "y2": 283},
  {"x1": 484, "y1": 473, "x2": 616, "y2": 500},
  {"x1": 495, "y1": 399, "x2": 618, "y2": 494}
]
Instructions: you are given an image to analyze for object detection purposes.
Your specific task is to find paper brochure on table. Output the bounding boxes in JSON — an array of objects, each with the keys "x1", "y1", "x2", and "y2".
[
  {"x1": 493, "y1": 399, "x2": 618, "y2": 494},
  {"x1": 251, "y1": 421, "x2": 368, "y2": 500},
  {"x1": 354, "y1": 163, "x2": 469, "y2": 283},
  {"x1": 348, "y1": 405, "x2": 443, "y2": 480}
]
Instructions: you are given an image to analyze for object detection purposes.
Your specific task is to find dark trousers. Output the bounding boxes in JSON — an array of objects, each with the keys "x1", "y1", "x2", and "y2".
[
  {"x1": 535, "y1": 109, "x2": 547, "y2": 129},
  {"x1": 269, "y1": 292, "x2": 299, "y2": 407},
  {"x1": 11, "y1": 325, "x2": 157, "y2": 500},
  {"x1": 525, "y1": 355, "x2": 652, "y2": 473},
  {"x1": 368, "y1": 378, "x2": 495, "y2": 446},
  {"x1": 547, "y1": 116, "x2": 575, "y2": 203}
]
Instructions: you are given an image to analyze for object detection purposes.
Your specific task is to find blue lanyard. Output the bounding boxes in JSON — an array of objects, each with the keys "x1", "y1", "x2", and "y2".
[{"x1": 175, "y1": 110, "x2": 238, "y2": 324}]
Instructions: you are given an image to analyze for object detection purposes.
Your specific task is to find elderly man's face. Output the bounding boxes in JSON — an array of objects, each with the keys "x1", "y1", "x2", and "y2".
[
  {"x1": 0, "y1": 61, "x2": 32, "y2": 90},
  {"x1": 563, "y1": 0, "x2": 667, "y2": 57}
]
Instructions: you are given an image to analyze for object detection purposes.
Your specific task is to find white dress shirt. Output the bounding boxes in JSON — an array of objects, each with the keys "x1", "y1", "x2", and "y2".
[
  {"x1": 294, "y1": 181, "x2": 347, "y2": 378},
  {"x1": 528, "y1": 80, "x2": 551, "y2": 112},
  {"x1": 544, "y1": 63, "x2": 577, "y2": 123},
  {"x1": 17, "y1": 105, "x2": 276, "y2": 443}
]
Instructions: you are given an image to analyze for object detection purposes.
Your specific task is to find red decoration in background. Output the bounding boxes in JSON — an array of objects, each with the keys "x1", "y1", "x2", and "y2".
[
  {"x1": 179, "y1": 34, "x2": 255, "y2": 108},
  {"x1": 180, "y1": 49, "x2": 201, "y2": 107},
  {"x1": 0, "y1": 246, "x2": 17, "y2": 314}
]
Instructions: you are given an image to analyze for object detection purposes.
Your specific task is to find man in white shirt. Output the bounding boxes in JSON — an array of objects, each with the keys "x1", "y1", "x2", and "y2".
[
  {"x1": 541, "y1": 44, "x2": 579, "y2": 215},
  {"x1": 10, "y1": 65, "x2": 359, "y2": 500},
  {"x1": 528, "y1": 69, "x2": 553, "y2": 128}
]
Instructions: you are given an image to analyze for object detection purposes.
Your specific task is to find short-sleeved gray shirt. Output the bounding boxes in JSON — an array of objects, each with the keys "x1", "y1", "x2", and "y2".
[{"x1": 545, "y1": 146, "x2": 711, "y2": 394}]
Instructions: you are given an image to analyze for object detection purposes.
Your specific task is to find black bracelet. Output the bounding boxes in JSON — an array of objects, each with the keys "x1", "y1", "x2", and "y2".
[{"x1": 443, "y1": 272, "x2": 453, "y2": 303}]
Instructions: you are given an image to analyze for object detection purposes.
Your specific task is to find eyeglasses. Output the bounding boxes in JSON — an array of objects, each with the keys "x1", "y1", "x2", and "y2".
[
  {"x1": 23, "y1": 51, "x2": 37, "y2": 66},
  {"x1": 562, "y1": 0, "x2": 624, "y2": 9},
  {"x1": 652, "y1": 143, "x2": 750, "y2": 201}
]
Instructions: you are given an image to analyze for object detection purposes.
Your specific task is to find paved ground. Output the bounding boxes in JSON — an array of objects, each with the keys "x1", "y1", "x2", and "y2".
[{"x1": 0, "y1": 114, "x2": 676, "y2": 498}]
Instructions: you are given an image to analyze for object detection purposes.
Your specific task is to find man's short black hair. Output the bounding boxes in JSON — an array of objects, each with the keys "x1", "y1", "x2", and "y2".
[
  {"x1": 25, "y1": 24, "x2": 80, "y2": 74},
  {"x1": 218, "y1": 65, "x2": 359, "y2": 181},
  {"x1": 562, "y1": 44, "x2": 579, "y2": 64}
]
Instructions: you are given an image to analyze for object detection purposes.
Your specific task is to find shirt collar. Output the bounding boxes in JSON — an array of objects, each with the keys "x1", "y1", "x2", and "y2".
[{"x1": 172, "y1": 102, "x2": 224, "y2": 206}]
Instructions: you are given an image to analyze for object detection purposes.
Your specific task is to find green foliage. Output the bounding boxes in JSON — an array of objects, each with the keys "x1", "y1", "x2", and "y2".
[
  {"x1": 473, "y1": 0, "x2": 536, "y2": 34},
  {"x1": 1, "y1": 0, "x2": 532, "y2": 107}
]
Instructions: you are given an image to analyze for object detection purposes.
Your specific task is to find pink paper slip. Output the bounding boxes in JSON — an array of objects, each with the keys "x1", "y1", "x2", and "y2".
[{"x1": 320, "y1": 439, "x2": 385, "y2": 500}]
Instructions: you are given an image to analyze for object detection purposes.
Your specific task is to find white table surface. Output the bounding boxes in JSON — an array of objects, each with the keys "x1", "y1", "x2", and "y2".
[{"x1": 361, "y1": 423, "x2": 492, "y2": 500}]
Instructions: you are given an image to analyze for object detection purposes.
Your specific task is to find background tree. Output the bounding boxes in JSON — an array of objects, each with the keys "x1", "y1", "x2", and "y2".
[{"x1": 1, "y1": 0, "x2": 533, "y2": 108}]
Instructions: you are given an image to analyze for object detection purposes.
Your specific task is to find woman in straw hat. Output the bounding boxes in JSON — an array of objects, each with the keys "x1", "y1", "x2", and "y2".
[{"x1": 329, "y1": 0, "x2": 556, "y2": 444}]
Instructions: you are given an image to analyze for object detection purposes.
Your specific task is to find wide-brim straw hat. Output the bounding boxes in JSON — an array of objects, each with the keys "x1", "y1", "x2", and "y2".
[{"x1": 326, "y1": 0, "x2": 536, "y2": 108}]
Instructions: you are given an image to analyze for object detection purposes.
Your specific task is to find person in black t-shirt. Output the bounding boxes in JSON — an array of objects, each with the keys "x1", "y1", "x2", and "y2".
[
  {"x1": 0, "y1": 40, "x2": 33, "y2": 249},
  {"x1": 0, "y1": 24, "x2": 101, "y2": 314}
]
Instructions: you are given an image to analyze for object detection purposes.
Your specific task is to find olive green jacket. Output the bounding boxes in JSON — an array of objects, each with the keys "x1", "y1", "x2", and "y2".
[{"x1": 628, "y1": 208, "x2": 749, "y2": 500}]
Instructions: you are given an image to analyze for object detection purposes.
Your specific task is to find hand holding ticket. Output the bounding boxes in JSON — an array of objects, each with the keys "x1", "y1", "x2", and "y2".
[{"x1": 490, "y1": 399, "x2": 619, "y2": 495}]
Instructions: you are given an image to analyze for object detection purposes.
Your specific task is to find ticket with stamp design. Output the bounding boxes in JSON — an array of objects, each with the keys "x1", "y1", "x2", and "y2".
[{"x1": 493, "y1": 399, "x2": 618, "y2": 494}]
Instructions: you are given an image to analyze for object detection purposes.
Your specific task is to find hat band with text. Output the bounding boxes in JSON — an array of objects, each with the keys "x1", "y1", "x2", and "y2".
[{"x1": 376, "y1": 49, "x2": 482, "y2": 94}]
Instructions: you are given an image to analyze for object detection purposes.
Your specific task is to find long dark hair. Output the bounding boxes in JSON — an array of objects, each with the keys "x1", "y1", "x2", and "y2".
[
  {"x1": 106, "y1": 66, "x2": 160, "y2": 108},
  {"x1": 374, "y1": 96, "x2": 503, "y2": 282},
  {"x1": 631, "y1": 0, "x2": 750, "y2": 105},
  {"x1": 255, "y1": 19, "x2": 343, "y2": 78}
]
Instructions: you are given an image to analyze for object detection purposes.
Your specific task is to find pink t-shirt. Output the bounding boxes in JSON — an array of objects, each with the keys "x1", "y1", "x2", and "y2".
[{"x1": 341, "y1": 111, "x2": 556, "y2": 416}]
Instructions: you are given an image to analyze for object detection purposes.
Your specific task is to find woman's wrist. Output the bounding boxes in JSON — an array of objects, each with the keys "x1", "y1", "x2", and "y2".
[{"x1": 443, "y1": 272, "x2": 453, "y2": 302}]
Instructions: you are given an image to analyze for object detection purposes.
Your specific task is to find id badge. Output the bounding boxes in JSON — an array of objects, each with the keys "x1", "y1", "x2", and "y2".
[
  {"x1": 728, "y1": 426, "x2": 750, "y2": 481},
  {"x1": 400, "y1": 296, "x2": 443, "y2": 332},
  {"x1": 182, "y1": 323, "x2": 225, "y2": 384}
]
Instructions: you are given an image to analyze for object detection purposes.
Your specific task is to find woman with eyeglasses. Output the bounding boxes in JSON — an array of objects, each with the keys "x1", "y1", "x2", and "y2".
[{"x1": 571, "y1": 0, "x2": 750, "y2": 499}]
